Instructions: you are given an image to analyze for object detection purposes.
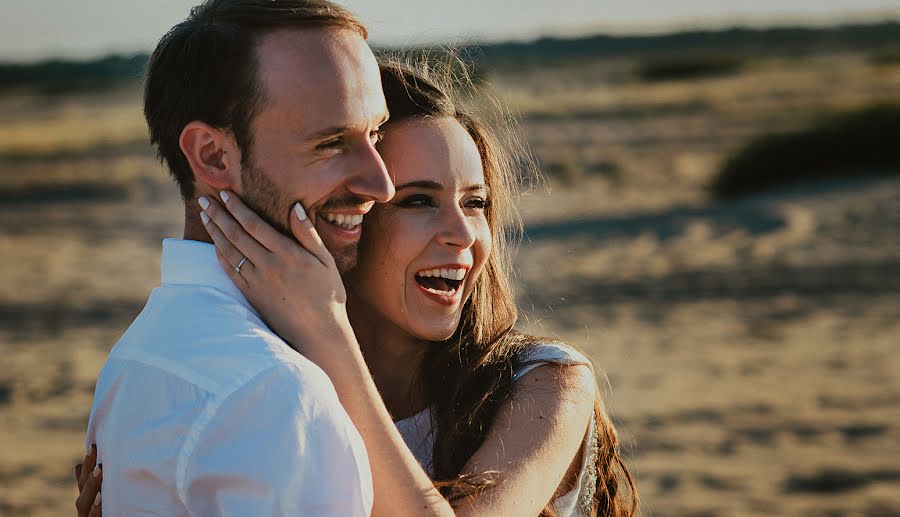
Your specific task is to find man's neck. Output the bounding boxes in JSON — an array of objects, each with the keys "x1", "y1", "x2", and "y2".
[{"x1": 183, "y1": 204, "x2": 213, "y2": 243}]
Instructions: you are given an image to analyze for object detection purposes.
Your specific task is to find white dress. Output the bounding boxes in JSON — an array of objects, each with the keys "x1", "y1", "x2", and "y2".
[{"x1": 394, "y1": 342, "x2": 598, "y2": 516}]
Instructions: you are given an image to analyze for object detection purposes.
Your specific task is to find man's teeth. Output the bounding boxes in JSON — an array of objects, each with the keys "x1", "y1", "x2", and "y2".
[
  {"x1": 416, "y1": 268, "x2": 467, "y2": 280},
  {"x1": 322, "y1": 213, "x2": 363, "y2": 229}
]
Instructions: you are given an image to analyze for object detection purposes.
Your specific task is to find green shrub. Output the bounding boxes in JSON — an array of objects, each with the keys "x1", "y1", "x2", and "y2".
[
  {"x1": 870, "y1": 47, "x2": 900, "y2": 66},
  {"x1": 710, "y1": 104, "x2": 900, "y2": 199},
  {"x1": 541, "y1": 156, "x2": 583, "y2": 185},
  {"x1": 0, "y1": 54, "x2": 146, "y2": 93},
  {"x1": 637, "y1": 54, "x2": 744, "y2": 82}
]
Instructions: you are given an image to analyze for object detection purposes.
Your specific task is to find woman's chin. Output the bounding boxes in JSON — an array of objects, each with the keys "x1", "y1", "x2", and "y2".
[{"x1": 412, "y1": 318, "x2": 460, "y2": 342}]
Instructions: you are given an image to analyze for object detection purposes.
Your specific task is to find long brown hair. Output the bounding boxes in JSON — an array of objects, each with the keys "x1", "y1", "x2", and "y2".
[{"x1": 379, "y1": 56, "x2": 638, "y2": 516}]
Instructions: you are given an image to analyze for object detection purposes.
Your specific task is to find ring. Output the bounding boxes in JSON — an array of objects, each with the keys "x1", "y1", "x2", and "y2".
[{"x1": 235, "y1": 257, "x2": 248, "y2": 273}]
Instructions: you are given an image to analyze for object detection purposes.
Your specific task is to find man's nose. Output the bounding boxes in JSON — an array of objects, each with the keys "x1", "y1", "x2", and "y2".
[{"x1": 346, "y1": 141, "x2": 394, "y2": 203}]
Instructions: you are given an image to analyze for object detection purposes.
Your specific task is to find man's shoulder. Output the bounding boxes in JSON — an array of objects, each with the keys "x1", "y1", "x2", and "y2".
[{"x1": 102, "y1": 283, "x2": 326, "y2": 398}]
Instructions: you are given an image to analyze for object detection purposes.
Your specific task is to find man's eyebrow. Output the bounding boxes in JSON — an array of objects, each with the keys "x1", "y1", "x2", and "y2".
[
  {"x1": 304, "y1": 125, "x2": 351, "y2": 142},
  {"x1": 304, "y1": 112, "x2": 390, "y2": 143}
]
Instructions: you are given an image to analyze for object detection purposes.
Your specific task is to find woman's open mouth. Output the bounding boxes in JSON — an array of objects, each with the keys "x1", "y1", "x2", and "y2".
[{"x1": 414, "y1": 267, "x2": 467, "y2": 304}]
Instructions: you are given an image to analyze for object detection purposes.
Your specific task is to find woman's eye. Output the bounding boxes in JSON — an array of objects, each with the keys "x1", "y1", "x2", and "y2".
[
  {"x1": 397, "y1": 194, "x2": 434, "y2": 208},
  {"x1": 464, "y1": 197, "x2": 488, "y2": 210},
  {"x1": 369, "y1": 128, "x2": 384, "y2": 145}
]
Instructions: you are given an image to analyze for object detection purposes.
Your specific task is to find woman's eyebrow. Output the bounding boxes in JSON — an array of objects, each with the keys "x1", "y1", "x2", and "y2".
[{"x1": 395, "y1": 180, "x2": 442, "y2": 190}]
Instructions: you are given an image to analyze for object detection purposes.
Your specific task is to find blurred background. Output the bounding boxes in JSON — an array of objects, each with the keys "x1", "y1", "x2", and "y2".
[{"x1": 1, "y1": 1, "x2": 899, "y2": 515}]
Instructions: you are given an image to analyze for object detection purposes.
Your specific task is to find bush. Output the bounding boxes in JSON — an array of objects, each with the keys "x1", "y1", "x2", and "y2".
[
  {"x1": 710, "y1": 104, "x2": 900, "y2": 199},
  {"x1": 542, "y1": 156, "x2": 583, "y2": 185},
  {"x1": 637, "y1": 54, "x2": 744, "y2": 82},
  {"x1": 870, "y1": 47, "x2": 900, "y2": 66},
  {"x1": 0, "y1": 54, "x2": 147, "y2": 93}
]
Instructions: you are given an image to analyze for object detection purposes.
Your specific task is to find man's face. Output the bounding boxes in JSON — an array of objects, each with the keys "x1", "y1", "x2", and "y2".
[{"x1": 238, "y1": 28, "x2": 393, "y2": 272}]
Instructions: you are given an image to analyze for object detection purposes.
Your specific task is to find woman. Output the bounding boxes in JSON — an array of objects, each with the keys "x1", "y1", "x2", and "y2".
[{"x1": 76, "y1": 61, "x2": 636, "y2": 516}]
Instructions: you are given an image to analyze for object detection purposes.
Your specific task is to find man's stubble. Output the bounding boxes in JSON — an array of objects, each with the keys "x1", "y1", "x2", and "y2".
[{"x1": 240, "y1": 161, "x2": 359, "y2": 273}]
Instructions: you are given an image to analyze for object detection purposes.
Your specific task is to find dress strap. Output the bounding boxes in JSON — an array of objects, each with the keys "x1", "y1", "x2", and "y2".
[{"x1": 512, "y1": 342, "x2": 592, "y2": 382}]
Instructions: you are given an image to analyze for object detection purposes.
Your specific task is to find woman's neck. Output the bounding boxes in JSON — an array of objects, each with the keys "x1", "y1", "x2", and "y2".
[{"x1": 347, "y1": 295, "x2": 430, "y2": 421}]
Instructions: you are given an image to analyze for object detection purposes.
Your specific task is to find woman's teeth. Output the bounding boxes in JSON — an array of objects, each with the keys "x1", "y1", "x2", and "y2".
[
  {"x1": 424, "y1": 286, "x2": 457, "y2": 296},
  {"x1": 322, "y1": 213, "x2": 363, "y2": 229},
  {"x1": 415, "y1": 268, "x2": 467, "y2": 297},
  {"x1": 416, "y1": 268, "x2": 467, "y2": 281}
]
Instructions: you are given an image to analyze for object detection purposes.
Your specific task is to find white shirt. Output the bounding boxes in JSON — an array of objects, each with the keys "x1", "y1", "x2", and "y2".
[
  {"x1": 394, "y1": 343, "x2": 597, "y2": 517},
  {"x1": 85, "y1": 239, "x2": 373, "y2": 516}
]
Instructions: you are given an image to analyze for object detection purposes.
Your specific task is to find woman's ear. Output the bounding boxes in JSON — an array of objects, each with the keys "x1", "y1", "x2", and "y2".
[{"x1": 179, "y1": 121, "x2": 241, "y2": 191}]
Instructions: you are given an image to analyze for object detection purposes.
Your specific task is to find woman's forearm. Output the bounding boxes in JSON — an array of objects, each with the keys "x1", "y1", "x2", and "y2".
[{"x1": 294, "y1": 323, "x2": 455, "y2": 517}]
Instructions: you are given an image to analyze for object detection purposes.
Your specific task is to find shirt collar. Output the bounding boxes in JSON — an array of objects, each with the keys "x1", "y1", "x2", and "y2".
[{"x1": 160, "y1": 238, "x2": 248, "y2": 303}]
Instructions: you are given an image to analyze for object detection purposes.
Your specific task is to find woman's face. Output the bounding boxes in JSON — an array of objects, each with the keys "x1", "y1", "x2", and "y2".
[{"x1": 347, "y1": 116, "x2": 492, "y2": 341}]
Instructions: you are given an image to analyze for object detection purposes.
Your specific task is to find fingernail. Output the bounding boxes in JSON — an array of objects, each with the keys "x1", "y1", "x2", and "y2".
[
  {"x1": 87, "y1": 444, "x2": 93, "y2": 456},
  {"x1": 219, "y1": 191, "x2": 230, "y2": 203},
  {"x1": 293, "y1": 203, "x2": 307, "y2": 221},
  {"x1": 198, "y1": 196, "x2": 210, "y2": 210},
  {"x1": 200, "y1": 211, "x2": 210, "y2": 225},
  {"x1": 92, "y1": 465, "x2": 101, "y2": 477},
  {"x1": 94, "y1": 492, "x2": 102, "y2": 506}
]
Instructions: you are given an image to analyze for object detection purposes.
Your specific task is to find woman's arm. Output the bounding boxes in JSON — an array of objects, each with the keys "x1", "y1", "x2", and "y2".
[
  {"x1": 202, "y1": 193, "x2": 596, "y2": 516},
  {"x1": 201, "y1": 193, "x2": 454, "y2": 517},
  {"x1": 454, "y1": 363, "x2": 596, "y2": 516}
]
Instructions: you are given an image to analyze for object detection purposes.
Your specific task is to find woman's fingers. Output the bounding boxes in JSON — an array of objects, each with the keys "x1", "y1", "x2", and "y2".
[
  {"x1": 199, "y1": 196, "x2": 268, "y2": 267},
  {"x1": 290, "y1": 203, "x2": 335, "y2": 268},
  {"x1": 77, "y1": 444, "x2": 97, "y2": 492},
  {"x1": 75, "y1": 463, "x2": 101, "y2": 517},
  {"x1": 88, "y1": 492, "x2": 103, "y2": 517},
  {"x1": 203, "y1": 215, "x2": 255, "y2": 287},
  {"x1": 214, "y1": 247, "x2": 252, "y2": 292},
  {"x1": 217, "y1": 191, "x2": 290, "y2": 253}
]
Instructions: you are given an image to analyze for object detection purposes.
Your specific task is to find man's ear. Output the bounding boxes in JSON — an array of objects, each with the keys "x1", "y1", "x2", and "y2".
[{"x1": 179, "y1": 121, "x2": 241, "y2": 191}]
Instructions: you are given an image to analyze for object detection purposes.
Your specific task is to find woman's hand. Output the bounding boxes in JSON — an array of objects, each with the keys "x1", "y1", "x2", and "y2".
[
  {"x1": 201, "y1": 192, "x2": 456, "y2": 517},
  {"x1": 74, "y1": 445, "x2": 102, "y2": 516},
  {"x1": 199, "y1": 192, "x2": 356, "y2": 356}
]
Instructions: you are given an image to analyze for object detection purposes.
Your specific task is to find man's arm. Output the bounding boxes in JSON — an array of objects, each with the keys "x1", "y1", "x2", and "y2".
[{"x1": 179, "y1": 362, "x2": 373, "y2": 517}]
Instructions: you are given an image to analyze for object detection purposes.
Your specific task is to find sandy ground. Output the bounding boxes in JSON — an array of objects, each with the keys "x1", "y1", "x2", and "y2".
[{"x1": 1, "y1": 51, "x2": 899, "y2": 515}]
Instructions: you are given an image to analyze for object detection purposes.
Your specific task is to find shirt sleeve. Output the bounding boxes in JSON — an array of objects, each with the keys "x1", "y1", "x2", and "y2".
[{"x1": 179, "y1": 363, "x2": 373, "y2": 517}]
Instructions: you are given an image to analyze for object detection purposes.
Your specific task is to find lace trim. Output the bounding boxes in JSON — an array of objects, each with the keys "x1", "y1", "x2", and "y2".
[{"x1": 578, "y1": 414, "x2": 600, "y2": 516}]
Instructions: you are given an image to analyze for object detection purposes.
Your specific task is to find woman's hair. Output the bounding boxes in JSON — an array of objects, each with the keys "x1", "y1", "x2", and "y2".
[{"x1": 379, "y1": 55, "x2": 638, "y2": 516}]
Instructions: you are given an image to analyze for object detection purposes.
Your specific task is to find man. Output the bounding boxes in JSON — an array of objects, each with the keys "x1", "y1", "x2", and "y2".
[{"x1": 80, "y1": 0, "x2": 393, "y2": 514}]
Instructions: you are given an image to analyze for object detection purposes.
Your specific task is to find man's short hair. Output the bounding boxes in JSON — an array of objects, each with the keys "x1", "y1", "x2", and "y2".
[{"x1": 144, "y1": 0, "x2": 367, "y2": 200}]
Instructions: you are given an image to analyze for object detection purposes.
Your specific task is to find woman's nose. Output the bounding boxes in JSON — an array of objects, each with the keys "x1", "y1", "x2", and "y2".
[{"x1": 437, "y1": 207, "x2": 477, "y2": 249}]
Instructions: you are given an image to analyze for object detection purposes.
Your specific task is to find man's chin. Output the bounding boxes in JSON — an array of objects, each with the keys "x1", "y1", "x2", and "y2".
[{"x1": 327, "y1": 242, "x2": 358, "y2": 275}]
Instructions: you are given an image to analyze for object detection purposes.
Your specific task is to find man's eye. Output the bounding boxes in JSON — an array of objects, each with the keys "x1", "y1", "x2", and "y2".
[
  {"x1": 317, "y1": 138, "x2": 343, "y2": 150},
  {"x1": 397, "y1": 194, "x2": 434, "y2": 208}
]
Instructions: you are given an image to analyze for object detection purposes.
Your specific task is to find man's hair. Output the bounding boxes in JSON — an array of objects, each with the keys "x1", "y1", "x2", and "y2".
[{"x1": 143, "y1": 0, "x2": 367, "y2": 201}]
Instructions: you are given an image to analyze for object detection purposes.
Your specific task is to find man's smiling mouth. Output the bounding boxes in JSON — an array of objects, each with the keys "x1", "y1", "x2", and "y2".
[{"x1": 320, "y1": 212, "x2": 363, "y2": 230}]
